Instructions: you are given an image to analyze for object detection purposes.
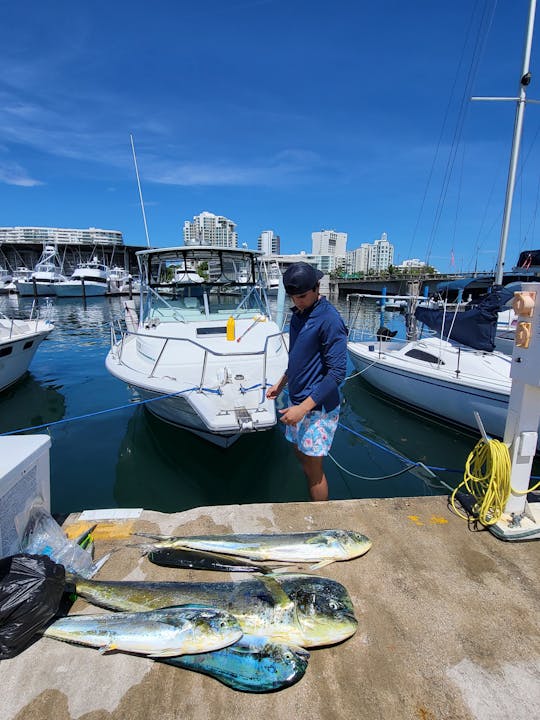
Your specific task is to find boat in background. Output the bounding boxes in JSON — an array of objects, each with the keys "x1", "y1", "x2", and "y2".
[
  {"x1": 17, "y1": 245, "x2": 67, "y2": 296},
  {"x1": 108, "y1": 265, "x2": 134, "y2": 295},
  {"x1": 4, "y1": 267, "x2": 32, "y2": 294},
  {"x1": 106, "y1": 245, "x2": 288, "y2": 447},
  {"x1": 261, "y1": 259, "x2": 282, "y2": 296},
  {"x1": 55, "y1": 257, "x2": 110, "y2": 297},
  {"x1": 0, "y1": 303, "x2": 54, "y2": 392},
  {"x1": 0, "y1": 266, "x2": 13, "y2": 294}
]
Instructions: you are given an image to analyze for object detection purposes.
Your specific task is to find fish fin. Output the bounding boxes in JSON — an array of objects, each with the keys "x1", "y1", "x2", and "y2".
[
  {"x1": 98, "y1": 643, "x2": 117, "y2": 654},
  {"x1": 259, "y1": 576, "x2": 294, "y2": 609},
  {"x1": 308, "y1": 559, "x2": 336, "y2": 571}
]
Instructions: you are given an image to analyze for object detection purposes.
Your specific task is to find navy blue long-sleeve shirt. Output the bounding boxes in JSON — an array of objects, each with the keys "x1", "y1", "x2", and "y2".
[{"x1": 286, "y1": 297, "x2": 347, "y2": 412}]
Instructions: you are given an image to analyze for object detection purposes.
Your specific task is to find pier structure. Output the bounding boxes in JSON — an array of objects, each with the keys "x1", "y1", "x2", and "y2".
[
  {"x1": 0, "y1": 227, "x2": 146, "y2": 276},
  {"x1": 1, "y1": 498, "x2": 538, "y2": 719}
]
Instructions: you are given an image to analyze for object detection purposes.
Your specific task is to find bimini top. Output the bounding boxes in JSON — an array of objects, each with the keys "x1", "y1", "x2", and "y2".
[{"x1": 135, "y1": 245, "x2": 262, "y2": 259}]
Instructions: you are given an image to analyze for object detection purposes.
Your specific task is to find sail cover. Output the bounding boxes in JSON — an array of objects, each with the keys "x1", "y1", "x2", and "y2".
[{"x1": 414, "y1": 286, "x2": 514, "y2": 352}]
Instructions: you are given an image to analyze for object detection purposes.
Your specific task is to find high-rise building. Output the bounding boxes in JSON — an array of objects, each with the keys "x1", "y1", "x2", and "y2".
[
  {"x1": 346, "y1": 232, "x2": 395, "y2": 274},
  {"x1": 257, "y1": 230, "x2": 280, "y2": 255},
  {"x1": 183, "y1": 211, "x2": 238, "y2": 248},
  {"x1": 311, "y1": 230, "x2": 347, "y2": 257},
  {"x1": 347, "y1": 243, "x2": 372, "y2": 274},
  {"x1": 369, "y1": 232, "x2": 394, "y2": 271}
]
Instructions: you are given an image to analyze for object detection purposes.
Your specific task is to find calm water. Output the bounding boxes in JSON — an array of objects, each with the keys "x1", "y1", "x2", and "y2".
[{"x1": 0, "y1": 293, "x2": 490, "y2": 515}]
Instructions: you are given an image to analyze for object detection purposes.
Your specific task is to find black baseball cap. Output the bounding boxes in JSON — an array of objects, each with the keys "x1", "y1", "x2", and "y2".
[{"x1": 283, "y1": 262, "x2": 324, "y2": 295}]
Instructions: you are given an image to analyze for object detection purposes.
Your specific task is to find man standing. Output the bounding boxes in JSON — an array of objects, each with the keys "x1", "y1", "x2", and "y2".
[{"x1": 266, "y1": 262, "x2": 348, "y2": 501}]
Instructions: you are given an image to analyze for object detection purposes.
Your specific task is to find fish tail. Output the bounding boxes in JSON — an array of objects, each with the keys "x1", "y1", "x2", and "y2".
[
  {"x1": 132, "y1": 532, "x2": 172, "y2": 541},
  {"x1": 125, "y1": 541, "x2": 156, "y2": 555}
]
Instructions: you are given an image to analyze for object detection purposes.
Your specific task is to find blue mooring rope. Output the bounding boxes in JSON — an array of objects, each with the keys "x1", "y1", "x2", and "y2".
[{"x1": 2, "y1": 386, "x2": 538, "y2": 483}]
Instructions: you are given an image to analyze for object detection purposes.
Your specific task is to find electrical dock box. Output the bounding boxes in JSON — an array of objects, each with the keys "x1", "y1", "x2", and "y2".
[{"x1": 0, "y1": 435, "x2": 51, "y2": 559}]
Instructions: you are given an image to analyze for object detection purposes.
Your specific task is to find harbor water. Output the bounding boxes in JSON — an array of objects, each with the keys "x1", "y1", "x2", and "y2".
[{"x1": 0, "y1": 293, "x2": 512, "y2": 515}]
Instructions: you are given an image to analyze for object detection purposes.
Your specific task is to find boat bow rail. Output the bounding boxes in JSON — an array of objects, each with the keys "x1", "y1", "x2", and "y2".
[{"x1": 109, "y1": 323, "x2": 286, "y2": 395}]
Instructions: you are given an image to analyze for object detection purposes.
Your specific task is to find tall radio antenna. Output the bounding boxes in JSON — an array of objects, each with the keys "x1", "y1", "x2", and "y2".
[{"x1": 130, "y1": 134, "x2": 151, "y2": 248}]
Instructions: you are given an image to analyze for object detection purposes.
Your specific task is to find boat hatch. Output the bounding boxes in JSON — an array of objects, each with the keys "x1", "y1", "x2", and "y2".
[
  {"x1": 0, "y1": 345, "x2": 13, "y2": 357},
  {"x1": 404, "y1": 348, "x2": 445, "y2": 365},
  {"x1": 196, "y1": 327, "x2": 227, "y2": 336}
]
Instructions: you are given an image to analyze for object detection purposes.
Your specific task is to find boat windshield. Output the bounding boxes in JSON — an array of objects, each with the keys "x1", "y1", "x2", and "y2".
[
  {"x1": 146, "y1": 282, "x2": 267, "y2": 322},
  {"x1": 139, "y1": 248, "x2": 269, "y2": 323}
]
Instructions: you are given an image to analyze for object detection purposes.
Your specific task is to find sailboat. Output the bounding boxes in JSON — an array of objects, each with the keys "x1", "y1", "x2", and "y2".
[{"x1": 347, "y1": 0, "x2": 539, "y2": 447}]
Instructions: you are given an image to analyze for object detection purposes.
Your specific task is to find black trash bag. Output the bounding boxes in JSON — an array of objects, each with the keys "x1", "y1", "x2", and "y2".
[{"x1": 0, "y1": 553, "x2": 66, "y2": 660}]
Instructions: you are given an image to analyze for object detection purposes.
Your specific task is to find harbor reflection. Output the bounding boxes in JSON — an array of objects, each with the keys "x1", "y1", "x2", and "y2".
[
  {"x1": 113, "y1": 407, "x2": 308, "y2": 512},
  {"x1": 0, "y1": 374, "x2": 66, "y2": 435}
]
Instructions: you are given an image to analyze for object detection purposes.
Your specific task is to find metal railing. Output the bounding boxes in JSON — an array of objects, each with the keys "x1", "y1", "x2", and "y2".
[{"x1": 109, "y1": 323, "x2": 287, "y2": 402}]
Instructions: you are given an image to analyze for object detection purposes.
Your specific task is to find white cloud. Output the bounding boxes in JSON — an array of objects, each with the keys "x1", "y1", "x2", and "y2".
[{"x1": 0, "y1": 161, "x2": 43, "y2": 187}]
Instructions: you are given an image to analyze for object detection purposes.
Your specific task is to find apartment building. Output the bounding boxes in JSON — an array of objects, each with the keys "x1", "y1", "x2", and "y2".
[{"x1": 183, "y1": 211, "x2": 238, "y2": 248}]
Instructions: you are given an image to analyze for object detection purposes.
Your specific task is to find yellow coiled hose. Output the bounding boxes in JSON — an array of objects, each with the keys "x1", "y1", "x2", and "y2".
[{"x1": 452, "y1": 438, "x2": 540, "y2": 525}]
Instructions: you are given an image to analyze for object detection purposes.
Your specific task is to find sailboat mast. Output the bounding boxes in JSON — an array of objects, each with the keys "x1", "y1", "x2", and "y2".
[{"x1": 494, "y1": 0, "x2": 537, "y2": 285}]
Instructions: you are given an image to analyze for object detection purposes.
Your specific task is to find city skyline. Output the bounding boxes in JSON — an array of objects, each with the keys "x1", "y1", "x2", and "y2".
[{"x1": 1, "y1": 2, "x2": 540, "y2": 274}]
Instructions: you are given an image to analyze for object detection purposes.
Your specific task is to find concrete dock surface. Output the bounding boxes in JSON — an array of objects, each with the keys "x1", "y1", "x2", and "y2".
[{"x1": 1, "y1": 495, "x2": 539, "y2": 720}]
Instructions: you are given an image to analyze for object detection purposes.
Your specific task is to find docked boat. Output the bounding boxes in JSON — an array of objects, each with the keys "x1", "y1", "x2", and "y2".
[
  {"x1": 4, "y1": 267, "x2": 32, "y2": 294},
  {"x1": 0, "y1": 305, "x2": 54, "y2": 392},
  {"x1": 55, "y1": 257, "x2": 110, "y2": 297},
  {"x1": 0, "y1": 266, "x2": 13, "y2": 294},
  {"x1": 108, "y1": 266, "x2": 135, "y2": 295},
  {"x1": 106, "y1": 245, "x2": 289, "y2": 447},
  {"x1": 261, "y1": 259, "x2": 282, "y2": 296},
  {"x1": 17, "y1": 245, "x2": 67, "y2": 296}
]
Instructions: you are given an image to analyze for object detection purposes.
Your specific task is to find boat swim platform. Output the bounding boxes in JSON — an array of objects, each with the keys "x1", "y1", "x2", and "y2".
[{"x1": 2, "y1": 496, "x2": 539, "y2": 720}]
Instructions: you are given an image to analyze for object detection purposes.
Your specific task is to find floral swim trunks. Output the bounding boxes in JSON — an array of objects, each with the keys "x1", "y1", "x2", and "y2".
[{"x1": 284, "y1": 407, "x2": 340, "y2": 457}]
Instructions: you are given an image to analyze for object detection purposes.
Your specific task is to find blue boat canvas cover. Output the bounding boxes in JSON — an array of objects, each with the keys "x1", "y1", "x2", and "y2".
[{"x1": 414, "y1": 286, "x2": 514, "y2": 352}]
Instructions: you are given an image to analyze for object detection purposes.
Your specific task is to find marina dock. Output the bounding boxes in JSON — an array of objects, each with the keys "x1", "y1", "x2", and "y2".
[{"x1": 2, "y1": 495, "x2": 538, "y2": 720}]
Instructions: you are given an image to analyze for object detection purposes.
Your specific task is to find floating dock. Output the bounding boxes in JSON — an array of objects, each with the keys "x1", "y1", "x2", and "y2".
[{"x1": 2, "y1": 496, "x2": 539, "y2": 720}]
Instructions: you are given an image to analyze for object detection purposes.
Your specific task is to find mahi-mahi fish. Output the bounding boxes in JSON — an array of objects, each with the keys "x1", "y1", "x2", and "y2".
[
  {"x1": 162, "y1": 635, "x2": 310, "y2": 693},
  {"x1": 44, "y1": 605, "x2": 242, "y2": 657},
  {"x1": 136, "y1": 529, "x2": 372, "y2": 569},
  {"x1": 67, "y1": 573, "x2": 357, "y2": 648}
]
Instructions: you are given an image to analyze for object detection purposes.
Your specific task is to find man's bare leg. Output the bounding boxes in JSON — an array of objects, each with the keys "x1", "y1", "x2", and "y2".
[{"x1": 294, "y1": 447, "x2": 328, "y2": 501}]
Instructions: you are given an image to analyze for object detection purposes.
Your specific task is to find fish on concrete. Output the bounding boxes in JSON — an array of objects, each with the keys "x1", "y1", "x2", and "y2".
[
  {"x1": 135, "y1": 529, "x2": 372, "y2": 570},
  {"x1": 163, "y1": 635, "x2": 310, "y2": 693},
  {"x1": 147, "y1": 547, "x2": 275, "y2": 573},
  {"x1": 68, "y1": 573, "x2": 358, "y2": 648},
  {"x1": 43, "y1": 605, "x2": 242, "y2": 657}
]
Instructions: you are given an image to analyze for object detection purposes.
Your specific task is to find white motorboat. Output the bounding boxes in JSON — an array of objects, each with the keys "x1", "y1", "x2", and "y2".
[
  {"x1": 17, "y1": 245, "x2": 67, "y2": 296},
  {"x1": 0, "y1": 304, "x2": 54, "y2": 392},
  {"x1": 261, "y1": 259, "x2": 282, "y2": 296},
  {"x1": 108, "y1": 266, "x2": 134, "y2": 295},
  {"x1": 348, "y1": 1, "x2": 539, "y2": 448},
  {"x1": 4, "y1": 267, "x2": 32, "y2": 294},
  {"x1": 0, "y1": 266, "x2": 13, "y2": 294},
  {"x1": 106, "y1": 245, "x2": 288, "y2": 447},
  {"x1": 55, "y1": 257, "x2": 109, "y2": 297}
]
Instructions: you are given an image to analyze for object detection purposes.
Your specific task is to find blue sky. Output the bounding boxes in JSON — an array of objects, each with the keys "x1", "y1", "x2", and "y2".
[{"x1": 1, "y1": 0, "x2": 540, "y2": 272}]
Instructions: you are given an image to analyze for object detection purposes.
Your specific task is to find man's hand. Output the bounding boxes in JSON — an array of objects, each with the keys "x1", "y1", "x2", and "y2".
[
  {"x1": 266, "y1": 383, "x2": 281, "y2": 400},
  {"x1": 279, "y1": 405, "x2": 307, "y2": 425}
]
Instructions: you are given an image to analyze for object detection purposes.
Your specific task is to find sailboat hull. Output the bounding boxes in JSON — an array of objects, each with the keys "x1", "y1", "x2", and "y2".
[{"x1": 347, "y1": 337, "x2": 519, "y2": 444}]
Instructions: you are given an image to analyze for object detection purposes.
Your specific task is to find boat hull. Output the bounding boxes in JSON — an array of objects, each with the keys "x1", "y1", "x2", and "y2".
[
  {"x1": 55, "y1": 281, "x2": 107, "y2": 297},
  {"x1": 0, "y1": 326, "x2": 53, "y2": 392},
  {"x1": 17, "y1": 281, "x2": 60, "y2": 296},
  {"x1": 347, "y1": 341, "x2": 511, "y2": 442}
]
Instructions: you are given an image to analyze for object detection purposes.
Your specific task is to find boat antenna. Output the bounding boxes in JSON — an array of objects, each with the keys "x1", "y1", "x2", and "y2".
[
  {"x1": 130, "y1": 134, "x2": 151, "y2": 248},
  {"x1": 472, "y1": 0, "x2": 538, "y2": 286}
]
